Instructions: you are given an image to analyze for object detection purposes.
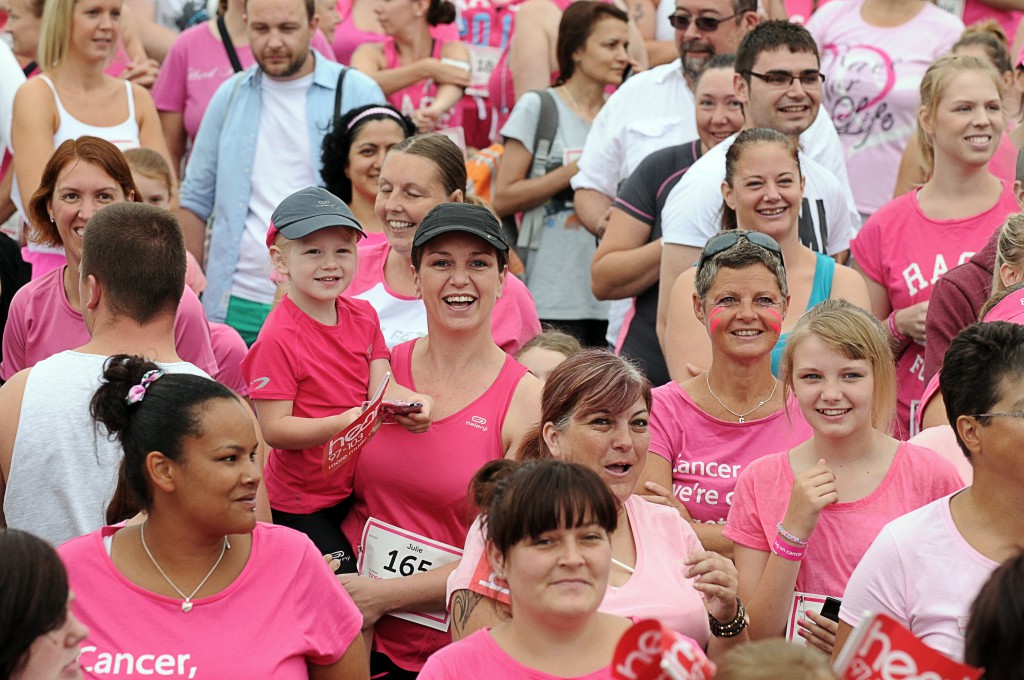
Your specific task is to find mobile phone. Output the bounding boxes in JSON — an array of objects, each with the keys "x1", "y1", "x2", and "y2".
[
  {"x1": 820, "y1": 597, "x2": 842, "y2": 623},
  {"x1": 380, "y1": 400, "x2": 424, "y2": 423}
]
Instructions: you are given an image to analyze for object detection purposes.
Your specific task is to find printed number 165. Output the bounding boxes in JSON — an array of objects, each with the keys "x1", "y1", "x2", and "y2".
[{"x1": 384, "y1": 550, "x2": 432, "y2": 576}]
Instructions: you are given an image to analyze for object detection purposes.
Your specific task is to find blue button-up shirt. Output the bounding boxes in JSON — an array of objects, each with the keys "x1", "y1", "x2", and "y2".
[{"x1": 180, "y1": 50, "x2": 385, "y2": 322}]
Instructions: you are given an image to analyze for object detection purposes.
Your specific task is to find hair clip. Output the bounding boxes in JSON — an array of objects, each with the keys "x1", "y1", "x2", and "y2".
[{"x1": 126, "y1": 369, "x2": 164, "y2": 405}]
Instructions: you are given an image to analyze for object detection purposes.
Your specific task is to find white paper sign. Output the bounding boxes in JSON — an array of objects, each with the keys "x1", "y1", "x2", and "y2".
[{"x1": 785, "y1": 591, "x2": 828, "y2": 646}]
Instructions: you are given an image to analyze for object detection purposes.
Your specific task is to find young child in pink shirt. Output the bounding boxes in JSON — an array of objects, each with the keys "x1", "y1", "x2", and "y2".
[{"x1": 242, "y1": 187, "x2": 432, "y2": 571}]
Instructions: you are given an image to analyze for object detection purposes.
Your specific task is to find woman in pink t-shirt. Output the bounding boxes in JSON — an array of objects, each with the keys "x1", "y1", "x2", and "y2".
[
  {"x1": 446, "y1": 350, "x2": 748, "y2": 662},
  {"x1": 351, "y1": 0, "x2": 470, "y2": 133},
  {"x1": 422, "y1": 458, "x2": 714, "y2": 680},
  {"x1": 724, "y1": 300, "x2": 963, "y2": 657},
  {"x1": 643, "y1": 230, "x2": 813, "y2": 556},
  {"x1": 60, "y1": 356, "x2": 368, "y2": 678},
  {"x1": 851, "y1": 55, "x2": 1018, "y2": 436}
]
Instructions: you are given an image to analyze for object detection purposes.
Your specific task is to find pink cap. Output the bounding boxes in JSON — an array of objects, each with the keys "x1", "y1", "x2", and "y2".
[
  {"x1": 266, "y1": 222, "x2": 280, "y2": 249},
  {"x1": 983, "y1": 285, "x2": 1024, "y2": 324}
]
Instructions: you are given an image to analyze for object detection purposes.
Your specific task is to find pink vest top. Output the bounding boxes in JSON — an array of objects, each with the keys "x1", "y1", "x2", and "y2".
[{"x1": 384, "y1": 37, "x2": 463, "y2": 130}]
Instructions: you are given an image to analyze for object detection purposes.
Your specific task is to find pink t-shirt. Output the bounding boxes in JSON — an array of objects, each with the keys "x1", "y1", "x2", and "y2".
[
  {"x1": 841, "y1": 492, "x2": 999, "y2": 662},
  {"x1": 384, "y1": 38, "x2": 464, "y2": 131},
  {"x1": 649, "y1": 382, "x2": 813, "y2": 524},
  {"x1": 209, "y1": 321, "x2": 249, "y2": 395},
  {"x1": 724, "y1": 443, "x2": 964, "y2": 597},
  {"x1": 242, "y1": 294, "x2": 389, "y2": 514},
  {"x1": 346, "y1": 240, "x2": 541, "y2": 354},
  {"x1": 332, "y1": 0, "x2": 458, "y2": 65},
  {"x1": 850, "y1": 184, "x2": 1018, "y2": 434},
  {"x1": 419, "y1": 628, "x2": 615, "y2": 680},
  {"x1": 59, "y1": 523, "x2": 363, "y2": 678},
  {"x1": 961, "y1": 0, "x2": 1022, "y2": 52},
  {"x1": 341, "y1": 338, "x2": 529, "y2": 671},
  {"x1": 0, "y1": 266, "x2": 217, "y2": 381},
  {"x1": 806, "y1": 0, "x2": 963, "y2": 215},
  {"x1": 153, "y1": 23, "x2": 336, "y2": 143},
  {"x1": 447, "y1": 495, "x2": 712, "y2": 646}
]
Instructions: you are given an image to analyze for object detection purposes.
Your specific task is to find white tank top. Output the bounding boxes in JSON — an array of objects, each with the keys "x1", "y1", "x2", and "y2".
[{"x1": 39, "y1": 74, "x2": 141, "y2": 149}]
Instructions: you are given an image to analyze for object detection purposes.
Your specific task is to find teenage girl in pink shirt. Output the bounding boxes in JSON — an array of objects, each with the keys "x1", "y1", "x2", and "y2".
[{"x1": 724, "y1": 300, "x2": 963, "y2": 657}]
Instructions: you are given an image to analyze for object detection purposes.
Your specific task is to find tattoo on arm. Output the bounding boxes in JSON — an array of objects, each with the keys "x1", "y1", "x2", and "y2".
[
  {"x1": 632, "y1": 0, "x2": 645, "y2": 20},
  {"x1": 451, "y1": 590, "x2": 485, "y2": 638}
]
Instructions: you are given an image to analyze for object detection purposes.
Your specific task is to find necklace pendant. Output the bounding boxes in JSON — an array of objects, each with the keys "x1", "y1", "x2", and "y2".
[
  {"x1": 181, "y1": 601, "x2": 193, "y2": 613},
  {"x1": 738, "y1": 416, "x2": 745, "y2": 423}
]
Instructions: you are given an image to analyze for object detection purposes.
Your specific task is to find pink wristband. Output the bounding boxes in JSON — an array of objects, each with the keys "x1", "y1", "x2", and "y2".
[
  {"x1": 888, "y1": 311, "x2": 910, "y2": 344},
  {"x1": 772, "y1": 536, "x2": 805, "y2": 562}
]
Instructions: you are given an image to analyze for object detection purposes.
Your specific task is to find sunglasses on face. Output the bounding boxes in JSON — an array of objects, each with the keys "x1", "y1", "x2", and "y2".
[
  {"x1": 668, "y1": 12, "x2": 736, "y2": 31},
  {"x1": 695, "y1": 231, "x2": 785, "y2": 277}
]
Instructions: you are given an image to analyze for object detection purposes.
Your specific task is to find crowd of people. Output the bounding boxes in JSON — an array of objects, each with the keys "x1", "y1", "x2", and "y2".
[{"x1": 2, "y1": 0, "x2": 1024, "y2": 676}]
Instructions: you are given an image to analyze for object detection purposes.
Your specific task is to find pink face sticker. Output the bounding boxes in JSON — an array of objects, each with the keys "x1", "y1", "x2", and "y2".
[
  {"x1": 765, "y1": 307, "x2": 783, "y2": 334},
  {"x1": 708, "y1": 305, "x2": 726, "y2": 333}
]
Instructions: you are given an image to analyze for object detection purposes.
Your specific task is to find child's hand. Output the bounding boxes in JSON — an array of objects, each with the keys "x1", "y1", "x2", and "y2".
[
  {"x1": 395, "y1": 394, "x2": 433, "y2": 434},
  {"x1": 334, "y1": 406, "x2": 366, "y2": 432}
]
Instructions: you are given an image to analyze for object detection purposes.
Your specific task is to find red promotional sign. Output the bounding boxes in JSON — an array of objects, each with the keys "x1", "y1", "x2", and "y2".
[
  {"x1": 321, "y1": 372, "x2": 389, "y2": 477},
  {"x1": 834, "y1": 613, "x2": 983, "y2": 680},
  {"x1": 612, "y1": 619, "x2": 715, "y2": 680}
]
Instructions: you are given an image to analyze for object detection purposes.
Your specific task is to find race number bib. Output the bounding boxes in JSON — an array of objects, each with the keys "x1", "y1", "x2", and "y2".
[
  {"x1": 358, "y1": 518, "x2": 463, "y2": 631},
  {"x1": 467, "y1": 45, "x2": 502, "y2": 97}
]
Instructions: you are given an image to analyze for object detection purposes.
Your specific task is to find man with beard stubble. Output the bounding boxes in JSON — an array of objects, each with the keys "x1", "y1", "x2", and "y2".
[{"x1": 176, "y1": 0, "x2": 384, "y2": 344}]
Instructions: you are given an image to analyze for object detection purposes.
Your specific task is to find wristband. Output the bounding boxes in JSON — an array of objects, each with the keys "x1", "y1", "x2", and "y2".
[
  {"x1": 776, "y1": 522, "x2": 808, "y2": 547},
  {"x1": 772, "y1": 536, "x2": 805, "y2": 562},
  {"x1": 888, "y1": 310, "x2": 910, "y2": 344}
]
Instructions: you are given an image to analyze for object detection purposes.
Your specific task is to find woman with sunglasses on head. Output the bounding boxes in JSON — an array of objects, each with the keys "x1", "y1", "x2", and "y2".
[
  {"x1": 852, "y1": 54, "x2": 1018, "y2": 437},
  {"x1": 447, "y1": 350, "x2": 747, "y2": 662},
  {"x1": 58, "y1": 355, "x2": 369, "y2": 679},
  {"x1": 640, "y1": 230, "x2": 814, "y2": 557},
  {"x1": 663, "y1": 128, "x2": 869, "y2": 383},
  {"x1": 724, "y1": 300, "x2": 962, "y2": 657}
]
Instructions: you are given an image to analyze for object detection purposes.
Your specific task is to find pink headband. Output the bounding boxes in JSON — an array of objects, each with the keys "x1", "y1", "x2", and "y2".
[{"x1": 346, "y1": 106, "x2": 406, "y2": 133}]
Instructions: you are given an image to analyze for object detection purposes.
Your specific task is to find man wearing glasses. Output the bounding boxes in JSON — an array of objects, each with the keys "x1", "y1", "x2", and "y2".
[{"x1": 656, "y1": 21, "x2": 859, "y2": 349}]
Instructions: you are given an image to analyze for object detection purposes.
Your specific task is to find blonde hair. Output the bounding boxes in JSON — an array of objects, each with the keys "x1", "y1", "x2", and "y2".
[
  {"x1": 917, "y1": 55, "x2": 1003, "y2": 178},
  {"x1": 516, "y1": 329, "x2": 584, "y2": 362},
  {"x1": 38, "y1": 0, "x2": 80, "y2": 70},
  {"x1": 994, "y1": 213, "x2": 1024, "y2": 294},
  {"x1": 715, "y1": 640, "x2": 836, "y2": 680},
  {"x1": 780, "y1": 299, "x2": 897, "y2": 434}
]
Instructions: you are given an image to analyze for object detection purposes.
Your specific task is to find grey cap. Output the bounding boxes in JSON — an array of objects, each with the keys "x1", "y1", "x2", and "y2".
[
  {"x1": 412, "y1": 203, "x2": 509, "y2": 251},
  {"x1": 267, "y1": 187, "x2": 366, "y2": 247}
]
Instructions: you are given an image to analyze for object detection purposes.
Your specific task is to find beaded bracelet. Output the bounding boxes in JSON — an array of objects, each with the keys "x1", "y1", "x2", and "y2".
[
  {"x1": 888, "y1": 310, "x2": 910, "y2": 344},
  {"x1": 772, "y1": 536, "x2": 805, "y2": 562},
  {"x1": 776, "y1": 522, "x2": 808, "y2": 547}
]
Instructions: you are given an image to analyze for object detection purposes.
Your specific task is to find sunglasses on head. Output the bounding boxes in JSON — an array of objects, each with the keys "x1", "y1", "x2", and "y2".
[
  {"x1": 695, "y1": 231, "x2": 785, "y2": 277},
  {"x1": 668, "y1": 12, "x2": 736, "y2": 31}
]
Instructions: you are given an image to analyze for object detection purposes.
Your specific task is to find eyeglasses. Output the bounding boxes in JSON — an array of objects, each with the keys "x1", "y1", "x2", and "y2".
[
  {"x1": 743, "y1": 70, "x2": 825, "y2": 89},
  {"x1": 969, "y1": 411, "x2": 1024, "y2": 420},
  {"x1": 695, "y1": 231, "x2": 785, "y2": 277},
  {"x1": 668, "y1": 13, "x2": 736, "y2": 31}
]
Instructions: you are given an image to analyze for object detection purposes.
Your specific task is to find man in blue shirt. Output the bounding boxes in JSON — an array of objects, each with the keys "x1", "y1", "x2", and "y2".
[{"x1": 177, "y1": 0, "x2": 384, "y2": 343}]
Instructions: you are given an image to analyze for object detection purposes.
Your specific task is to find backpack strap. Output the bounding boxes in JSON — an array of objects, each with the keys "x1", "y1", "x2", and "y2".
[
  {"x1": 527, "y1": 89, "x2": 559, "y2": 179},
  {"x1": 333, "y1": 66, "x2": 349, "y2": 128},
  {"x1": 216, "y1": 14, "x2": 244, "y2": 73}
]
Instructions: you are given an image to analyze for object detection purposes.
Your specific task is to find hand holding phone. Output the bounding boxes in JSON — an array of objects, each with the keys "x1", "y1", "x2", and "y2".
[{"x1": 380, "y1": 400, "x2": 424, "y2": 423}]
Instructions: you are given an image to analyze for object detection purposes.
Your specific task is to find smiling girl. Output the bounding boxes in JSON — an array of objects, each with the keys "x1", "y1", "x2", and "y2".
[
  {"x1": 724, "y1": 299, "x2": 962, "y2": 656},
  {"x1": 851, "y1": 54, "x2": 1019, "y2": 436}
]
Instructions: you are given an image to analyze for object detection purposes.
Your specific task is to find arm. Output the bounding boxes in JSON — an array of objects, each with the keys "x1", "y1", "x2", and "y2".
[
  {"x1": 492, "y1": 136, "x2": 576, "y2": 216},
  {"x1": 124, "y1": 0, "x2": 178, "y2": 62},
  {"x1": 502, "y1": 372, "x2": 543, "y2": 458},
  {"x1": 159, "y1": 110, "x2": 187, "y2": 176},
  {"x1": 657, "y1": 244, "x2": 701, "y2": 349},
  {"x1": 0, "y1": 170, "x2": 17, "y2": 225},
  {"x1": 590, "y1": 208, "x2": 658, "y2": 299},
  {"x1": 11, "y1": 79, "x2": 57, "y2": 211},
  {"x1": 339, "y1": 560, "x2": 459, "y2": 629},
  {"x1": 351, "y1": 43, "x2": 469, "y2": 97},
  {"x1": 449, "y1": 589, "x2": 510, "y2": 641},
  {"x1": 0, "y1": 369, "x2": 29, "y2": 528},
  {"x1": 134, "y1": 86, "x2": 178, "y2": 187},
  {"x1": 307, "y1": 637, "x2": 370, "y2": 680},
  {"x1": 663, "y1": 269, "x2": 711, "y2": 381},
  {"x1": 253, "y1": 399, "x2": 362, "y2": 450},
  {"x1": 573, "y1": 189, "x2": 613, "y2": 235},
  {"x1": 371, "y1": 358, "x2": 434, "y2": 433},
  {"x1": 853, "y1": 259, "x2": 926, "y2": 345},
  {"x1": 413, "y1": 42, "x2": 470, "y2": 132},
  {"x1": 625, "y1": 0, "x2": 674, "y2": 66},
  {"x1": 830, "y1": 264, "x2": 872, "y2": 311},
  {"x1": 508, "y1": 0, "x2": 561, "y2": 98}
]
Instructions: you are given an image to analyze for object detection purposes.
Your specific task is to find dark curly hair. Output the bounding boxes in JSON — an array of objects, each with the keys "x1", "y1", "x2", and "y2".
[{"x1": 321, "y1": 104, "x2": 415, "y2": 203}]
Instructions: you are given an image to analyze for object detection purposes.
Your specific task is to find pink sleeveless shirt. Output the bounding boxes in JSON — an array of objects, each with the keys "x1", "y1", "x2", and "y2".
[{"x1": 384, "y1": 38, "x2": 464, "y2": 130}]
